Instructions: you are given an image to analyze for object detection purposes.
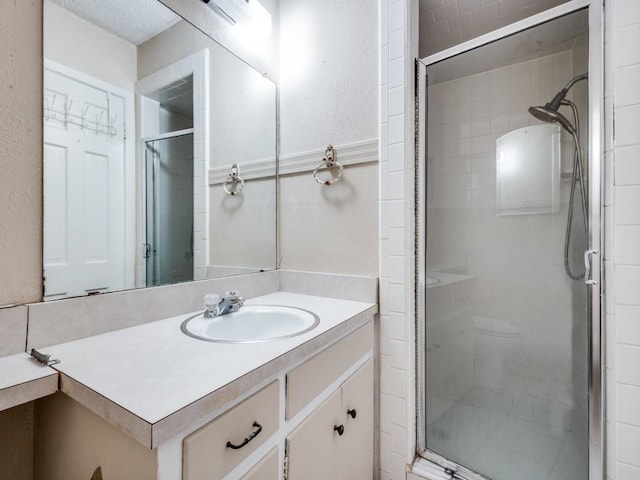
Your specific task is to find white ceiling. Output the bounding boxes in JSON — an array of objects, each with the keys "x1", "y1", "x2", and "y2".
[
  {"x1": 48, "y1": 0, "x2": 180, "y2": 46},
  {"x1": 419, "y1": 0, "x2": 572, "y2": 58}
]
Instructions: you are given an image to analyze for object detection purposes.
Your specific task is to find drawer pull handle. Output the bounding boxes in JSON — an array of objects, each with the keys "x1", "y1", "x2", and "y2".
[
  {"x1": 347, "y1": 409, "x2": 357, "y2": 419},
  {"x1": 334, "y1": 424, "x2": 345, "y2": 436},
  {"x1": 226, "y1": 421, "x2": 262, "y2": 449}
]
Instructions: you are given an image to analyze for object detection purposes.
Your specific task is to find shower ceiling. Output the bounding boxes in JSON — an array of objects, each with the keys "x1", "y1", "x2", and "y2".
[
  {"x1": 425, "y1": 8, "x2": 588, "y2": 84},
  {"x1": 419, "y1": 0, "x2": 572, "y2": 58}
]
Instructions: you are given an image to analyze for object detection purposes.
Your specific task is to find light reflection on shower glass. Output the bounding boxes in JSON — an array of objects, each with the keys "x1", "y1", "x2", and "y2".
[{"x1": 424, "y1": 9, "x2": 590, "y2": 480}]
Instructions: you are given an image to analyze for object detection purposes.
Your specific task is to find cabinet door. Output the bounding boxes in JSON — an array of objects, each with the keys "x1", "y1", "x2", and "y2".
[
  {"x1": 240, "y1": 447, "x2": 279, "y2": 480},
  {"x1": 286, "y1": 389, "x2": 342, "y2": 480},
  {"x1": 340, "y1": 360, "x2": 374, "y2": 480}
]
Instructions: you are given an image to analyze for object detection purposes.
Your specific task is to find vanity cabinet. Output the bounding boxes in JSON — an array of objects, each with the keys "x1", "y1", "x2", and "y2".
[
  {"x1": 285, "y1": 360, "x2": 373, "y2": 480},
  {"x1": 35, "y1": 317, "x2": 375, "y2": 480}
]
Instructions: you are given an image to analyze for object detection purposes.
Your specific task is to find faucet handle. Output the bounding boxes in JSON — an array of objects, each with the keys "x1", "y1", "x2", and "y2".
[
  {"x1": 204, "y1": 294, "x2": 221, "y2": 312},
  {"x1": 225, "y1": 290, "x2": 240, "y2": 298}
]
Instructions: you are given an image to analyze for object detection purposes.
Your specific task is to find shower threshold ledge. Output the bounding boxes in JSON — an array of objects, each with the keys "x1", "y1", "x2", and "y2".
[{"x1": 410, "y1": 457, "x2": 491, "y2": 480}]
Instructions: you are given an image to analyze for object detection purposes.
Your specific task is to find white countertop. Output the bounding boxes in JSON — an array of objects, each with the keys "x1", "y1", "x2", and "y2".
[
  {"x1": 41, "y1": 292, "x2": 377, "y2": 448},
  {"x1": 0, "y1": 353, "x2": 58, "y2": 411}
]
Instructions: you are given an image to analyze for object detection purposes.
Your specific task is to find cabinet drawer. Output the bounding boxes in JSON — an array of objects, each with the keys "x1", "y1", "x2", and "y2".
[
  {"x1": 183, "y1": 380, "x2": 279, "y2": 480},
  {"x1": 286, "y1": 321, "x2": 373, "y2": 419}
]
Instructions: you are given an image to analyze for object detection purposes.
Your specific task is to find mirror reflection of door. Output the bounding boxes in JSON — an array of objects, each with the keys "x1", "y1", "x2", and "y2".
[
  {"x1": 144, "y1": 133, "x2": 194, "y2": 287},
  {"x1": 43, "y1": 64, "x2": 133, "y2": 300}
]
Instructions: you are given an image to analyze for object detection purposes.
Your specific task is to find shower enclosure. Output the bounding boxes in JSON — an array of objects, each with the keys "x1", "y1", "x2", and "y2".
[
  {"x1": 416, "y1": 3, "x2": 602, "y2": 480},
  {"x1": 144, "y1": 132, "x2": 194, "y2": 287}
]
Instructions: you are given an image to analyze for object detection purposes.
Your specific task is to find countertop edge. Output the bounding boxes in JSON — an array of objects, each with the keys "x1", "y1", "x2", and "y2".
[
  {"x1": 0, "y1": 353, "x2": 59, "y2": 412},
  {"x1": 60, "y1": 374, "x2": 154, "y2": 448},
  {"x1": 0, "y1": 374, "x2": 58, "y2": 412}
]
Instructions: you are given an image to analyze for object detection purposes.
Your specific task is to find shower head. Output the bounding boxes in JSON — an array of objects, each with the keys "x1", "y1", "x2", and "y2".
[
  {"x1": 528, "y1": 105, "x2": 575, "y2": 133},
  {"x1": 528, "y1": 73, "x2": 588, "y2": 134}
]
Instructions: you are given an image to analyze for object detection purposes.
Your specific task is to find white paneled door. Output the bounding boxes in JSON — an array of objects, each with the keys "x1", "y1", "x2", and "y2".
[{"x1": 43, "y1": 66, "x2": 128, "y2": 300}]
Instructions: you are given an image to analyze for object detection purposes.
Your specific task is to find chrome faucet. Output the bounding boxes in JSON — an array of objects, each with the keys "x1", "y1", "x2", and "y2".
[{"x1": 203, "y1": 290, "x2": 244, "y2": 318}]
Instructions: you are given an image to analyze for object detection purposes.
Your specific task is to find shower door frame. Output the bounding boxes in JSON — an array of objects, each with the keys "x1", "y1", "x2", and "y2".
[
  {"x1": 414, "y1": 1, "x2": 604, "y2": 479},
  {"x1": 143, "y1": 129, "x2": 195, "y2": 287}
]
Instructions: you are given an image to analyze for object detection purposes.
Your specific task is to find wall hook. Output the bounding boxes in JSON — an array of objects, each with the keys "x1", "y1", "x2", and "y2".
[
  {"x1": 313, "y1": 145, "x2": 344, "y2": 186},
  {"x1": 223, "y1": 163, "x2": 245, "y2": 196}
]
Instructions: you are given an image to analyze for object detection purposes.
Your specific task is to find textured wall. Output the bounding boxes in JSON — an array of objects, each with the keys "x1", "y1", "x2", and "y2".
[
  {"x1": 0, "y1": 1, "x2": 42, "y2": 477},
  {"x1": 278, "y1": 0, "x2": 379, "y2": 277},
  {"x1": 0, "y1": 0, "x2": 43, "y2": 307}
]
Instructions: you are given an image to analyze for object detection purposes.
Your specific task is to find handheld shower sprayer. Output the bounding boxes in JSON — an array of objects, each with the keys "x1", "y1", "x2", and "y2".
[
  {"x1": 527, "y1": 73, "x2": 589, "y2": 281},
  {"x1": 528, "y1": 73, "x2": 588, "y2": 134}
]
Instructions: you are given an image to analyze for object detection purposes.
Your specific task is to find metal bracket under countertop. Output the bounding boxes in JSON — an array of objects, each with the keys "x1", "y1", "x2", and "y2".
[{"x1": 30, "y1": 348, "x2": 60, "y2": 367}]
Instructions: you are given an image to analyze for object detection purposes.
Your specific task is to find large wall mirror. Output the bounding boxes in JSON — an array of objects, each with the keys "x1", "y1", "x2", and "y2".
[{"x1": 42, "y1": 0, "x2": 277, "y2": 301}]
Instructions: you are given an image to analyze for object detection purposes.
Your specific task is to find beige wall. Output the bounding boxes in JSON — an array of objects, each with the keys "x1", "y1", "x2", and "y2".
[
  {"x1": 0, "y1": 0, "x2": 43, "y2": 307},
  {"x1": 0, "y1": 403, "x2": 34, "y2": 480},
  {"x1": 0, "y1": 1, "x2": 42, "y2": 477}
]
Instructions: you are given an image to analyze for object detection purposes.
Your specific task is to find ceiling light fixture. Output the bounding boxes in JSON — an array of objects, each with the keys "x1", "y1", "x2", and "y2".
[{"x1": 201, "y1": 0, "x2": 272, "y2": 39}]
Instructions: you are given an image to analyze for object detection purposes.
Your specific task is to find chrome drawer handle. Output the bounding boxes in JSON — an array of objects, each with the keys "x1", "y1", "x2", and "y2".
[{"x1": 226, "y1": 421, "x2": 262, "y2": 449}]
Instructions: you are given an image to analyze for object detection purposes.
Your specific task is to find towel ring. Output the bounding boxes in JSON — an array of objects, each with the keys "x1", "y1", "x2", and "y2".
[
  {"x1": 313, "y1": 145, "x2": 343, "y2": 186},
  {"x1": 223, "y1": 163, "x2": 245, "y2": 196}
]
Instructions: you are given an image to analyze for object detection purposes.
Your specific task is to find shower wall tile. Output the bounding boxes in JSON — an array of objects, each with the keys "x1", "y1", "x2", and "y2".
[
  {"x1": 615, "y1": 423, "x2": 640, "y2": 467},
  {"x1": 615, "y1": 226, "x2": 640, "y2": 265},
  {"x1": 614, "y1": 64, "x2": 640, "y2": 107},
  {"x1": 615, "y1": 345, "x2": 640, "y2": 387},
  {"x1": 613, "y1": 23, "x2": 640, "y2": 68},
  {"x1": 614, "y1": 105, "x2": 640, "y2": 146},
  {"x1": 613, "y1": 266, "x2": 640, "y2": 306},
  {"x1": 616, "y1": 384, "x2": 640, "y2": 427},
  {"x1": 615, "y1": 146, "x2": 640, "y2": 186},
  {"x1": 615, "y1": 305, "x2": 640, "y2": 346},
  {"x1": 617, "y1": 463, "x2": 640, "y2": 480},
  {"x1": 614, "y1": 0, "x2": 640, "y2": 28},
  {"x1": 614, "y1": 186, "x2": 640, "y2": 225}
]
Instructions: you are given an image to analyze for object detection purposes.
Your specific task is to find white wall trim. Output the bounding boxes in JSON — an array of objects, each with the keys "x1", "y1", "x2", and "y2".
[
  {"x1": 208, "y1": 157, "x2": 277, "y2": 184},
  {"x1": 208, "y1": 139, "x2": 378, "y2": 185},
  {"x1": 279, "y1": 138, "x2": 378, "y2": 176}
]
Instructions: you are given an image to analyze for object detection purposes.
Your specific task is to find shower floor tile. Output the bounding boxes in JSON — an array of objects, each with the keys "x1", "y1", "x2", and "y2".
[{"x1": 427, "y1": 387, "x2": 587, "y2": 480}]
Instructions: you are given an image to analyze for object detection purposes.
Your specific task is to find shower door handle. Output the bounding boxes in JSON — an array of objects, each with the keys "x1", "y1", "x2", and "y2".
[{"x1": 584, "y1": 249, "x2": 599, "y2": 285}]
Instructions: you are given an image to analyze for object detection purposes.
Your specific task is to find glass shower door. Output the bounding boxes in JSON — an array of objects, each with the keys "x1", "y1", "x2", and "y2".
[
  {"x1": 145, "y1": 133, "x2": 194, "y2": 287},
  {"x1": 422, "y1": 9, "x2": 591, "y2": 480}
]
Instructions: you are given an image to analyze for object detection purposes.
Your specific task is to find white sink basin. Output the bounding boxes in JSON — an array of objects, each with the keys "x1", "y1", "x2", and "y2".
[{"x1": 181, "y1": 305, "x2": 320, "y2": 343}]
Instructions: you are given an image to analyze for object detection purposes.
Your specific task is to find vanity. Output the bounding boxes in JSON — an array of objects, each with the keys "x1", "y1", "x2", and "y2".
[{"x1": 31, "y1": 285, "x2": 377, "y2": 480}]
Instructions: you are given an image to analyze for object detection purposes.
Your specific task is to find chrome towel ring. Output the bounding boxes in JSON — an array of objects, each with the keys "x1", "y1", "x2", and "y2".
[
  {"x1": 313, "y1": 145, "x2": 343, "y2": 186},
  {"x1": 223, "y1": 163, "x2": 245, "y2": 196}
]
